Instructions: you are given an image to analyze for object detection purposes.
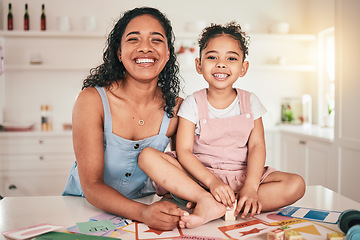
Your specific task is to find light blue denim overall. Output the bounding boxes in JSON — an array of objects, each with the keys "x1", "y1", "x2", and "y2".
[{"x1": 62, "y1": 86, "x2": 171, "y2": 199}]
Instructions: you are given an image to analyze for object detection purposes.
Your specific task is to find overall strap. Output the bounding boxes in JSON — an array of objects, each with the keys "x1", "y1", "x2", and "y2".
[
  {"x1": 95, "y1": 86, "x2": 112, "y2": 132},
  {"x1": 236, "y1": 88, "x2": 251, "y2": 114},
  {"x1": 193, "y1": 89, "x2": 209, "y2": 119},
  {"x1": 159, "y1": 111, "x2": 171, "y2": 135}
]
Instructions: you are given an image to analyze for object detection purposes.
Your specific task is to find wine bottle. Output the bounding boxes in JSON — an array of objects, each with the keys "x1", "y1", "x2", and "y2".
[
  {"x1": 24, "y1": 3, "x2": 29, "y2": 31},
  {"x1": 7, "y1": 3, "x2": 13, "y2": 31},
  {"x1": 41, "y1": 4, "x2": 46, "y2": 31}
]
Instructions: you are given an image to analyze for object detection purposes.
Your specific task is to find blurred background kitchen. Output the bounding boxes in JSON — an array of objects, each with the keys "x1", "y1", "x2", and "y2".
[{"x1": 0, "y1": 0, "x2": 359, "y2": 203}]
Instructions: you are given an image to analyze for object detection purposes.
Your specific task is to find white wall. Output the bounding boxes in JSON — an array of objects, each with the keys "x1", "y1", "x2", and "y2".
[{"x1": 0, "y1": 0, "x2": 334, "y2": 130}]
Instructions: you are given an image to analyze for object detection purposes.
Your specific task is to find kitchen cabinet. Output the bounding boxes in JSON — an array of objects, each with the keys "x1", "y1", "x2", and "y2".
[
  {"x1": 0, "y1": 132, "x2": 74, "y2": 197},
  {"x1": 280, "y1": 130, "x2": 333, "y2": 189}
]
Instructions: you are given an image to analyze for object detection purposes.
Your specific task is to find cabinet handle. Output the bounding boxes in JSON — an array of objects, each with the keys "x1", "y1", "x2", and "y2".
[
  {"x1": 39, "y1": 155, "x2": 44, "y2": 160},
  {"x1": 39, "y1": 139, "x2": 44, "y2": 144},
  {"x1": 8, "y1": 185, "x2": 17, "y2": 190},
  {"x1": 299, "y1": 140, "x2": 306, "y2": 145}
]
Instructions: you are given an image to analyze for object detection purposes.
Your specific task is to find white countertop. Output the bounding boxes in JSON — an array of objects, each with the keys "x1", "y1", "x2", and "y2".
[
  {"x1": 1, "y1": 186, "x2": 359, "y2": 240},
  {"x1": 268, "y1": 124, "x2": 334, "y2": 143}
]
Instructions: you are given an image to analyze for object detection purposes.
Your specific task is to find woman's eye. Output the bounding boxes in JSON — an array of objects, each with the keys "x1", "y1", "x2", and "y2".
[
  {"x1": 127, "y1": 37, "x2": 138, "y2": 42},
  {"x1": 152, "y1": 38, "x2": 164, "y2": 43}
]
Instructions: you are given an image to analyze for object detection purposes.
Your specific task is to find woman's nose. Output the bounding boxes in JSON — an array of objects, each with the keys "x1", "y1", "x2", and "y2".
[{"x1": 138, "y1": 40, "x2": 152, "y2": 53}]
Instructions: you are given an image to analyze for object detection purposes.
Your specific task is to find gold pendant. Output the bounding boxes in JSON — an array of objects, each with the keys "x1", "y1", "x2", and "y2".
[{"x1": 138, "y1": 119, "x2": 145, "y2": 126}]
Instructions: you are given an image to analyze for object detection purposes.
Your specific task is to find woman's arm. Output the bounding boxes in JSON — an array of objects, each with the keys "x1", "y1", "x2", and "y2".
[
  {"x1": 73, "y1": 87, "x2": 182, "y2": 230},
  {"x1": 235, "y1": 117, "x2": 266, "y2": 218},
  {"x1": 176, "y1": 117, "x2": 235, "y2": 207}
]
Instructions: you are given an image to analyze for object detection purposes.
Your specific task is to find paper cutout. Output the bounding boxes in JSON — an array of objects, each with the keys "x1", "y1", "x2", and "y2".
[
  {"x1": 218, "y1": 219, "x2": 273, "y2": 239},
  {"x1": 2, "y1": 224, "x2": 64, "y2": 240},
  {"x1": 173, "y1": 235, "x2": 223, "y2": 240},
  {"x1": 135, "y1": 222, "x2": 183, "y2": 240},
  {"x1": 76, "y1": 219, "x2": 117, "y2": 234},
  {"x1": 254, "y1": 209, "x2": 293, "y2": 223},
  {"x1": 278, "y1": 206, "x2": 341, "y2": 224},
  {"x1": 90, "y1": 212, "x2": 132, "y2": 227},
  {"x1": 119, "y1": 222, "x2": 136, "y2": 233},
  {"x1": 32, "y1": 231, "x2": 119, "y2": 240}
]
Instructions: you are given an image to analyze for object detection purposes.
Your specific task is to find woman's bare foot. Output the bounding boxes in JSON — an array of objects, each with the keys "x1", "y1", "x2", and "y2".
[{"x1": 179, "y1": 195, "x2": 226, "y2": 228}]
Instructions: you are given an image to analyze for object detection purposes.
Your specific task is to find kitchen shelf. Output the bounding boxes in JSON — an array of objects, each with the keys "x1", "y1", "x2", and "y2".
[
  {"x1": 176, "y1": 32, "x2": 316, "y2": 41},
  {"x1": 0, "y1": 30, "x2": 106, "y2": 39},
  {"x1": 179, "y1": 64, "x2": 316, "y2": 72}
]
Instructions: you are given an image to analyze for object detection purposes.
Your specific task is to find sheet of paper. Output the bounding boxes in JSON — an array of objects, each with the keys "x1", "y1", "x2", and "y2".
[
  {"x1": 76, "y1": 219, "x2": 117, "y2": 234},
  {"x1": 254, "y1": 209, "x2": 293, "y2": 223},
  {"x1": 135, "y1": 222, "x2": 183, "y2": 240},
  {"x1": 218, "y1": 219, "x2": 273, "y2": 240},
  {"x1": 32, "y1": 231, "x2": 118, "y2": 240},
  {"x1": 2, "y1": 223, "x2": 64, "y2": 240}
]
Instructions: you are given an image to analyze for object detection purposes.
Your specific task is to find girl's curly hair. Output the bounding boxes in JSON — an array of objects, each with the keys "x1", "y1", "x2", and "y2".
[
  {"x1": 82, "y1": 7, "x2": 180, "y2": 117},
  {"x1": 198, "y1": 21, "x2": 250, "y2": 61}
]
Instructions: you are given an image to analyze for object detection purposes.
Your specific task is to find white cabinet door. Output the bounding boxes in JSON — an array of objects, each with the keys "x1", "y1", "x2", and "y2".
[{"x1": 281, "y1": 132, "x2": 332, "y2": 188}]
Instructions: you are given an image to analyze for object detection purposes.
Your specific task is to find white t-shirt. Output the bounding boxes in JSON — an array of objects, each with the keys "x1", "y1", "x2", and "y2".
[{"x1": 178, "y1": 91, "x2": 267, "y2": 135}]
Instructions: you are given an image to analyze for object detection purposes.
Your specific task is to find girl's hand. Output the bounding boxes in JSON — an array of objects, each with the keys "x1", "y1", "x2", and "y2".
[
  {"x1": 235, "y1": 186, "x2": 262, "y2": 219},
  {"x1": 209, "y1": 178, "x2": 236, "y2": 208},
  {"x1": 141, "y1": 201, "x2": 185, "y2": 230}
]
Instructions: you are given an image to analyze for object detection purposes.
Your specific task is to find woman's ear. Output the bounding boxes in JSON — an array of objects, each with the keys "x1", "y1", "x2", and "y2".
[
  {"x1": 117, "y1": 49, "x2": 122, "y2": 62},
  {"x1": 195, "y1": 58, "x2": 202, "y2": 74},
  {"x1": 239, "y1": 61, "x2": 249, "y2": 77}
]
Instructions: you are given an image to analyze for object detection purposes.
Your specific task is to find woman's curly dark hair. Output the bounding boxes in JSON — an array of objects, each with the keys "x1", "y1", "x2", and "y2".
[
  {"x1": 82, "y1": 7, "x2": 180, "y2": 117},
  {"x1": 198, "y1": 21, "x2": 250, "y2": 61}
]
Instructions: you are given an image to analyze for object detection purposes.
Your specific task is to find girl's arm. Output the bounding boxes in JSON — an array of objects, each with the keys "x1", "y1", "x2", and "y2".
[
  {"x1": 176, "y1": 117, "x2": 235, "y2": 207},
  {"x1": 73, "y1": 88, "x2": 182, "y2": 230},
  {"x1": 235, "y1": 117, "x2": 266, "y2": 218}
]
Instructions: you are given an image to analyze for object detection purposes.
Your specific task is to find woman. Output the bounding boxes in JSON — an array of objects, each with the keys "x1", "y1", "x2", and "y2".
[{"x1": 62, "y1": 7, "x2": 184, "y2": 230}]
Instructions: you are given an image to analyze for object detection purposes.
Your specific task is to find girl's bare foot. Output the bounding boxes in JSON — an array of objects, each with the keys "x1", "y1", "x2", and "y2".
[{"x1": 179, "y1": 195, "x2": 226, "y2": 228}]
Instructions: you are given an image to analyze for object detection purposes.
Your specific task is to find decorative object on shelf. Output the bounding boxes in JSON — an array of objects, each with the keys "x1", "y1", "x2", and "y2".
[
  {"x1": 176, "y1": 43, "x2": 197, "y2": 68},
  {"x1": 8, "y1": 3, "x2": 13, "y2": 31},
  {"x1": 41, "y1": 105, "x2": 52, "y2": 131},
  {"x1": 30, "y1": 52, "x2": 43, "y2": 64},
  {"x1": 57, "y1": 16, "x2": 71, "y2": 32},
  {"x1": 1, "y1": 121, "x2": 34, "y2": 131},
  {"x1": 41, "y1": 4, "x2": 46, "y2": 31},
  {"x1": 82, "y1": 16, "x2": 97, "y2": 32},
  {"x1": 269, "y1": 22, "x2": 290, "y2": 34},
  {"x1": 24, "y1": 3, "x2": 30, "y2": 31},
  {"x1": 281, "y1": 95, "x2": 312, "y2": 126}
]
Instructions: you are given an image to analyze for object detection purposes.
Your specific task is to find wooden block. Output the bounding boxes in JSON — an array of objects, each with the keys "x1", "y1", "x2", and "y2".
[
  {"x1": 223, "y1": 200, "x2": 237, "y2": 221},
  {"x1": 267, "y1": 228, "x2": 285, "y2": 240},
  {"x1": 284, "y1": 230, "x2": 302, "y2": 240},
  {"x1": 327, "y1": 232, "x2": 345, "y2": 240}
]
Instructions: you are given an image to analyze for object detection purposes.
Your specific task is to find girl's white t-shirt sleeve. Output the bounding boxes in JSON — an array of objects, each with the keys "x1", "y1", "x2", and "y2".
[
  {"x1": 177, "y1": 94, "x2": 198, "y2": 124},
  {"x1": 250, "y1": 92, "x2": 267, "y2": 120}
]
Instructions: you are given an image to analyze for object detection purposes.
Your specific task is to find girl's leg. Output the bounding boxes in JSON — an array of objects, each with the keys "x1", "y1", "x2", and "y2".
[
  {"x1": 257, "y1": 171, "x2": 306, "y2": 211},
  {"x1": 138, "y1": 147, "x2": 227, "y2": 228}
]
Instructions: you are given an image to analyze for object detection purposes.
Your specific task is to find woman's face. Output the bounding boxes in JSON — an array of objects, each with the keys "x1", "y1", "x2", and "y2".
[{"x1": 119, "y1": 14, "x2": 170, "y2": 83}]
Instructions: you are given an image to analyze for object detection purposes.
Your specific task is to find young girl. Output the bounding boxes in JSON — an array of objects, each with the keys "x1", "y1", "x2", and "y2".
[{"x1": 139, "y1": 22, "x2": 306, "y2": 228}]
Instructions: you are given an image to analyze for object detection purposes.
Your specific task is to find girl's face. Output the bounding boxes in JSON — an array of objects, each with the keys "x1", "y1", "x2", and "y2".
[
  {"x1": 119, "y1": 14, "x2": 170, "y2": 83},
  {"x1": 195, "y1": 34, "x2": 249, "y2": 90}
]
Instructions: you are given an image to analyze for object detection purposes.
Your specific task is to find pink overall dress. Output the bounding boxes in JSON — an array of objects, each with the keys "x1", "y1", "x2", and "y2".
[{"x1": 192, "y1": 88, "x2": 276, "y2": 192}]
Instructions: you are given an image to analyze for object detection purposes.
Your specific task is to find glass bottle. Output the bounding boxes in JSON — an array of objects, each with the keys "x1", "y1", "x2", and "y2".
[
  {"x1": 24, "y1": 3, "x2": 29, "y2": 31},
  {"x1": 8, "y1": 3, "x2": 13, "y2": 31},
  {"x1": 41, "y1": 4, "x2": 46, "y2": 31},
  {"x1": 41, "y1": 105, "x2": 48, "y2": 131}
]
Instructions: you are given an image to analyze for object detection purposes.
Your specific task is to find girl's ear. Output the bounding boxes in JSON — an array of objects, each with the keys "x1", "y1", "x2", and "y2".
[
  {"x1": 117, "y1": 49, "x2": 122, "y2": 62},
  {"x1": 195, "y1": 58, "x2": 202, "y2": 74},
  {"x1": 239, "y1": 61, "x2": 249, "y2": 77}
]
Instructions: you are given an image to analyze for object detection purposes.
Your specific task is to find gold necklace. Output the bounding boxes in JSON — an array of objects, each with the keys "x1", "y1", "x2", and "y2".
[{"x1": 123, "y1": 88, "x2": 157, "y2": 126}]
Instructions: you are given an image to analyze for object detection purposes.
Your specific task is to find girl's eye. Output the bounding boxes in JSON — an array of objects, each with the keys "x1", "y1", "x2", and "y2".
[
  {"x1": 228, "y1": 57, "x2": 238, "y2": 61},
  {"x1": 207, "y1": 56, "x2": 216, "y2": 60}
]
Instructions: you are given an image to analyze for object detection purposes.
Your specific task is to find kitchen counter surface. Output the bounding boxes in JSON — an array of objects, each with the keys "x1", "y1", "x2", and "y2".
[{"x1": 1, "y1": 186, "x2": 359, "y2": 240}]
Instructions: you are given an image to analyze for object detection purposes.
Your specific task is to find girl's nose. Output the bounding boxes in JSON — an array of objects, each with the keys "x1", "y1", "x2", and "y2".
[{"x1": 216, "y1": 62, "x2": 226, "y2": 68}]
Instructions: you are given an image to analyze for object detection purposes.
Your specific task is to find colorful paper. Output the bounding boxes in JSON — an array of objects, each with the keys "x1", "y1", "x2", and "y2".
[
  {"x1": 135, "y1": 222, "x2": 183, "y2": 240},
  {"x1": 2, "y1": 224, "x2": 64, "y2": 240},
  {"x1": 76, "y1": 219, "x2": 117, "y2": 234},
  {"x1": 278, "y1": 206, "x2": 341, "y2": 224},
  {"x1": 32, "y1": 231, "x2": 119, "y2": 240}
]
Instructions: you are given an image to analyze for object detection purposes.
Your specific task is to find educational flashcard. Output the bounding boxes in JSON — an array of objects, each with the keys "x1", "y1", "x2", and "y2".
[
  {"x1": 278, "y1": 206, "x2": 342, "y2": 224},
  {"x1": 2, "y1": 224, "x2": 64, "y2": 240},
  {"x1": 90, "y1": 212, "x2": 133, "y2": 228},
  {"x1": 218, "y1": 219, "x2": 273, "y2": 240},
  {"x1": 119, "y1": 222, "x2": 136, "y2": 233},
  {"x1": 270, "y1": 218, "x2": 343, "y2": 239},
  {"x1": 33, "y1": 231, "x2": 120, "y2": 240},
  {"x1": 135, "y1": 222, "x2": 183, "y2": 240},
  {"x1": 173, "y1": 235, "x2": 223, "y2": 240},
  {"x1": 254, "y1": 209, "x2": 293, "y2": 223}
]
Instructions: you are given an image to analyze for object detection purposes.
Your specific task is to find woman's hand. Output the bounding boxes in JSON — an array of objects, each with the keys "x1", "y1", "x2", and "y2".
[
  {"x1": 235, "y1": 185, "x2": 261, "y2": 219},
  {"x1": 140, "y1": 201, "x2": 185, "y2": 230},
  {"x1": 209, "y1": 178, "x2": 236, "y2": 208}
]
